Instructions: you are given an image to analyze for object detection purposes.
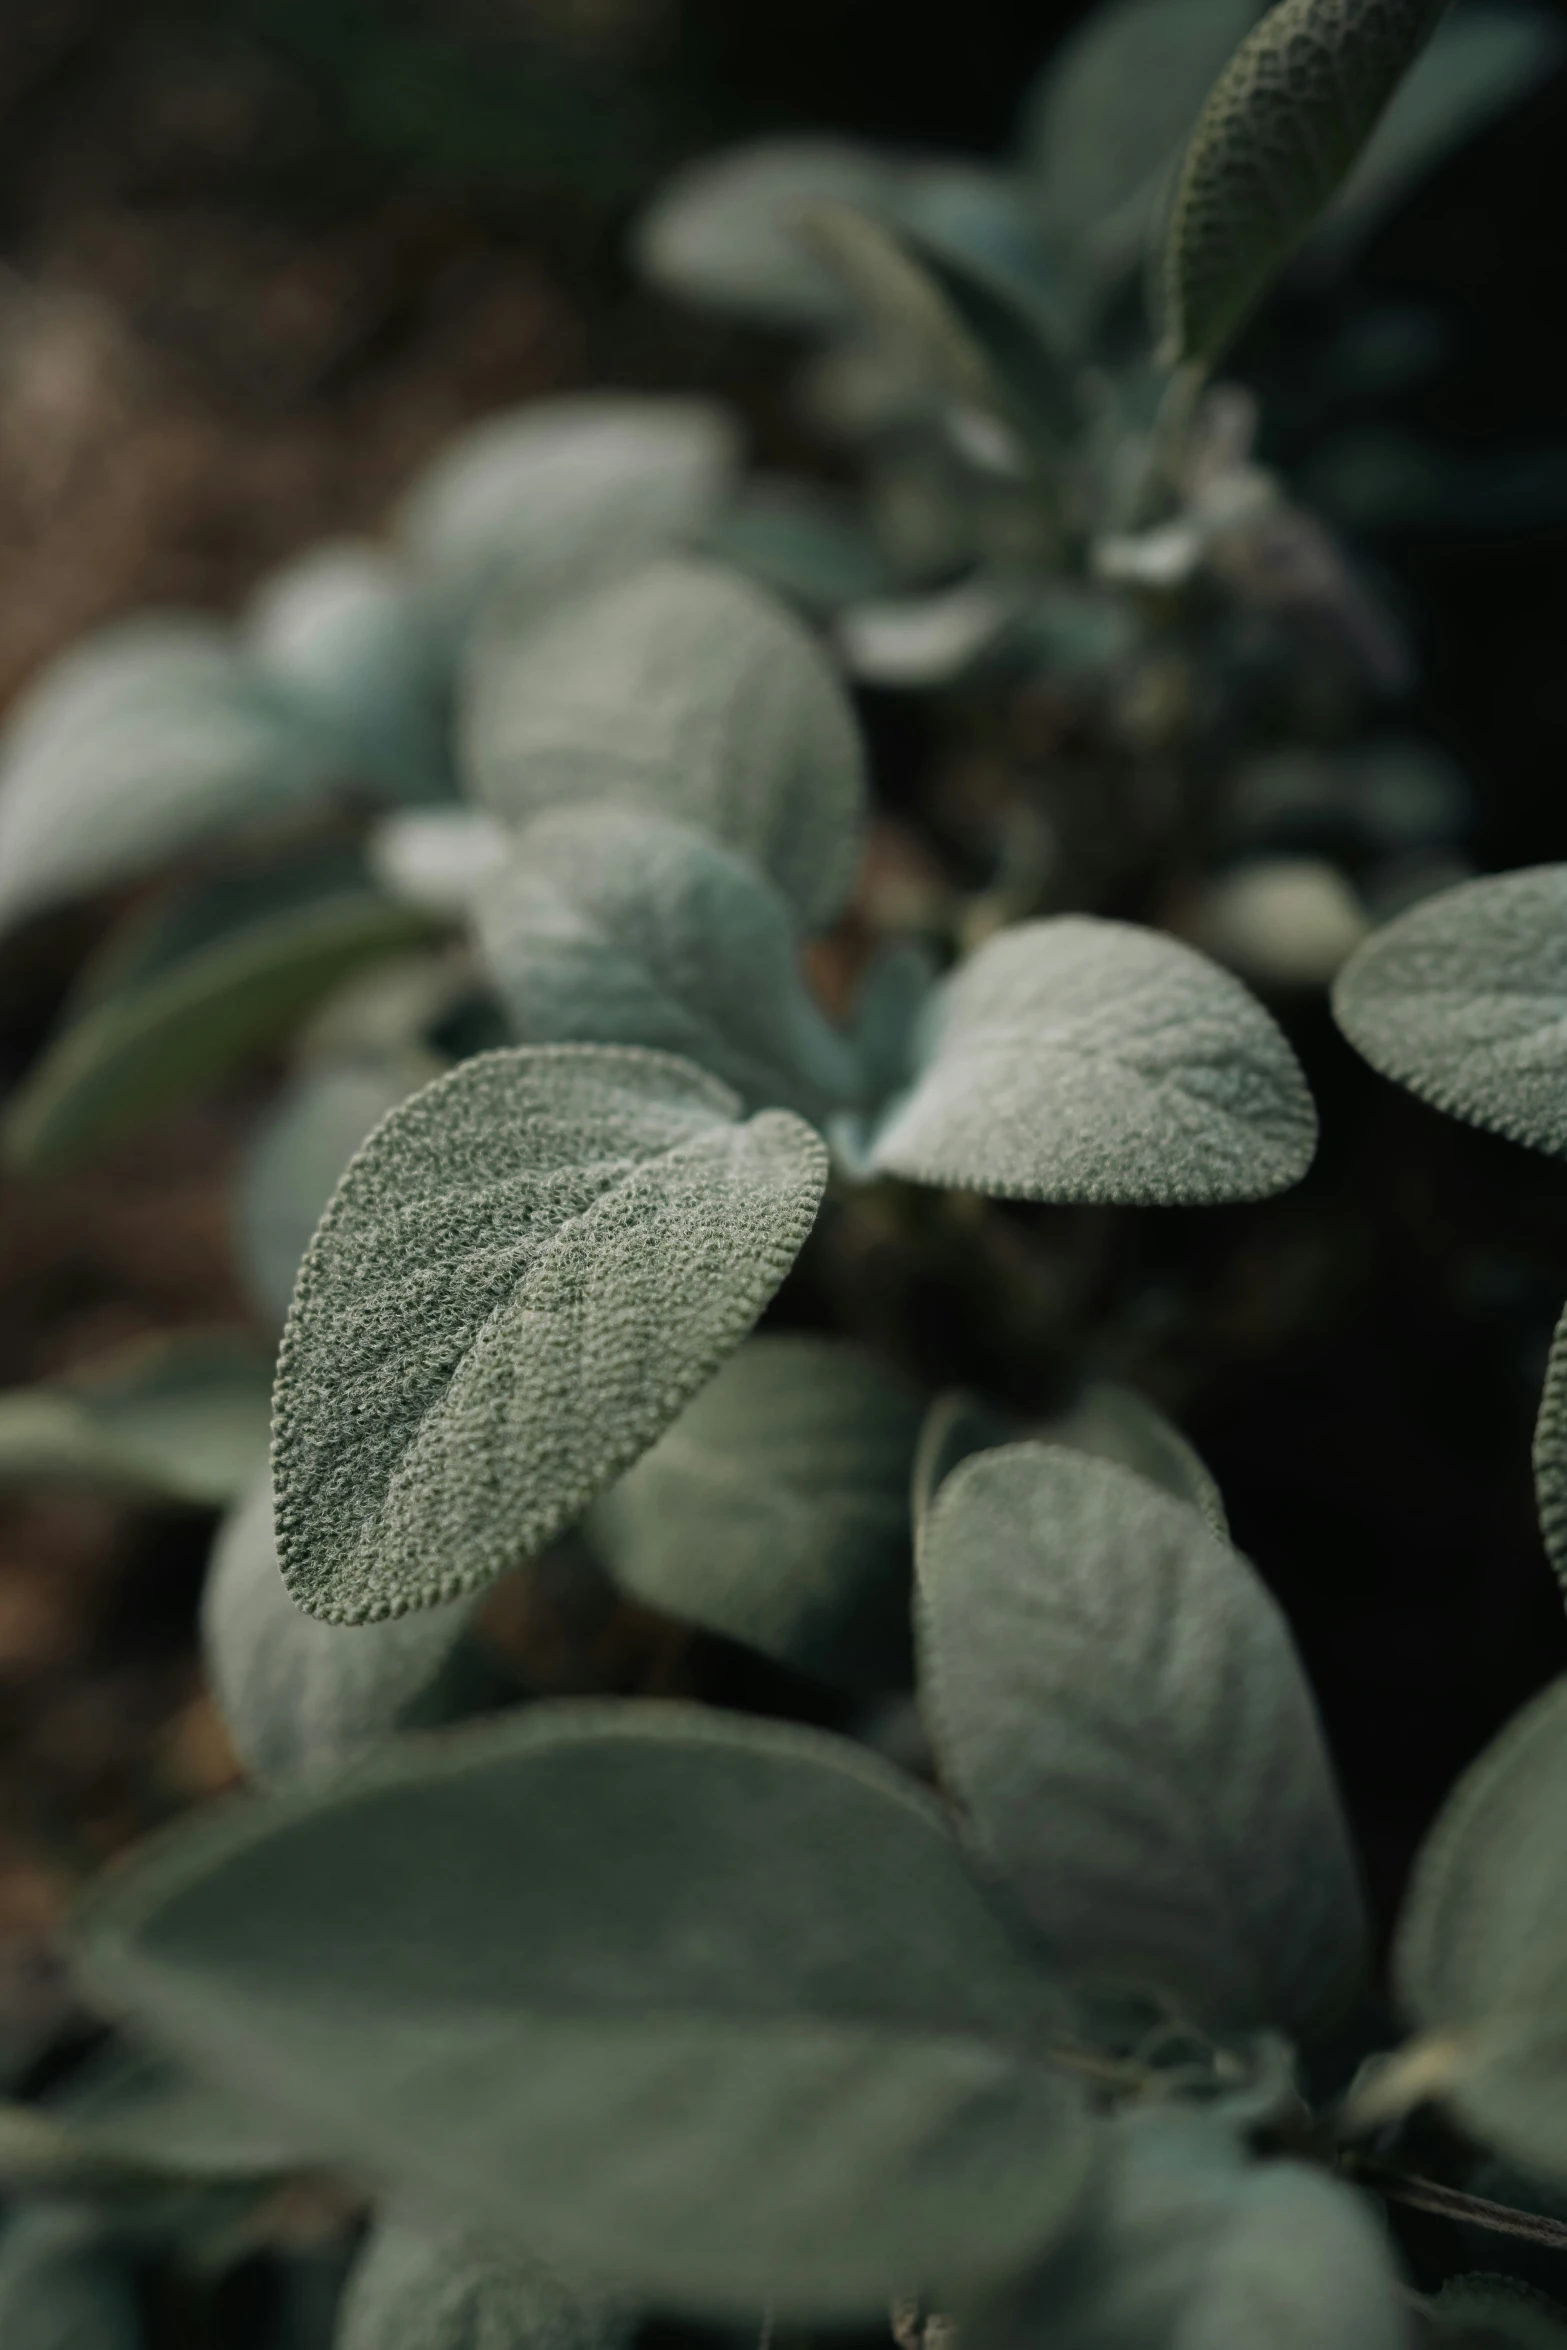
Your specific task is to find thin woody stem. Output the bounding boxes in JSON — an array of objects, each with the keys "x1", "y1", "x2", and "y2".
[{"x1": 1340, "y1": 2151, "x2": 1567, "y2": 2253}]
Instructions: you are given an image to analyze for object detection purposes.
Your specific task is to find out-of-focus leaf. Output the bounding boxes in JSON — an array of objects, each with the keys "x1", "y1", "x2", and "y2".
[
  {"x1": 701, "y1": 483, "x2": 896, "y2": 615},
  {"x1": 838, "y1": 579, "x2": 1023, "y2": 688},
  {"x1": 75, "y1": 1703, "x2": 1094, "y2": 2320},
  {"x1": 0, "y1": 2206, "x2": 141, "y2": 2350},
  {"x1": 1158, "y1": 0, "x2": 1449, "y2": 367},
  {"x1": 272, "y1": 1046, "x2": 828, "y2": 1622},
  {"x1": 0, "y1": 1332, "x2": 273, "y2": 1508},
  {"x1": 634, "y1": 140, "x2": 901, "y2": 327},
  {"x1": 204, "y1": 1471, "x2": 487, "y2": 1787},
  {"x1": 910, "y1": 1391, "x2": 1020, "y2": 1534},
  {"x1": 463, "y1": 556, "x2": 867, "y2": 931},
  {"x1": 2, "y1": 852, "x2": 431, "y2": 1174},
  {"x1": 870, "y1": 917, "x2": 1317, "y2": 1205},
  {"x1": 368, "y1": 809, "x2": 512, "y2": 920},
  {"x1": 918, "y1": 1445, "x2": 1367, "y2": 2035},
  {"x1": 1042, "y1": 1378, "x2": 1228, "y2": 1538},
  {"x1": 339, "y1": 2209, "x2": 634, "y2": 2350},
  {"x1": 1422, "y1": 2275, "x2": 1567, "y2": 2346},
  {"x1": 584, "y1": 1334, "x2": 924, "y2": 1691},
  {"x1": 397, "y1": 396, "x2": 738, "y2": 645},
  {"x1": 0, "y1": 619, "x2": 339, "y2": 936},
  {"x1": 476, "y1": 808, "x2": 859, "y2": 1123},
  {"x1": 43, "y1": 2039, "x2": 320, "y2": 2182}
]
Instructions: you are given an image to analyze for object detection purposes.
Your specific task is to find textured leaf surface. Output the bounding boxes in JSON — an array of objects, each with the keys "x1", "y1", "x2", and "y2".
[
  {"x1": 1159, "y1": 0, "x2": 1449, "y2": 365},
  {"x1": 272, "y1": 1046, "x2": 828, "y2": 1622},
  {"x1": 3, "y1": 855, "x2": 429, "y2": 1174},
  {"x1": 476, "y1": 809, "x2": 859, "y2": 1122},
  {"x1": 634, "y1": 140, "x2": 901, "y2": 325},
  {"x1": 0, "y1": 618, "x2": 337, "y2": 935},
  {"x1": 462, "y1": 556, "x2": 867, "y2": 931},
  {"x1": 1396, "y1": 1675, "x2": 1567, "y2": 2181},
  {"x1": 918, "y1": 1445, "x2": 1366, "y2": 2034},
  {"x1": 398, "y1": 396, "x2": 737, "y2": 643},
  {"x1": 1533, "y1": 1303, "x2": 1567, "y2": 1600},
  {"x1": 204, "y1": 1473, "x2": 485, "y2": 1786},
  {"x1": 0, "y1": 1333, "x2": 272, "y2": 1507},
  {"x1": 74, "y1": 1704, "x2": 1094, "y2": 2318},
  {"x1": 1333, "y1": 866, "x2": 1567, "y2": 1156},
  {"x1": 0, "y1": 2208, "x2": 140, "y2": 2350},
  {"x1": 911, "y1": 1391, "x2": 1021, "y2": 1533},
  {"x1": 1043, "y1": 1379, "x2": 1228, "y2": 1538},
  {"x1": 340, "y1": 2211, "x2": 634, "y2": 2350},
  {"x1": 584, "y1": 1335, "x2": 925, "y2": 1690},
  {"x1": 869, "y1": 917, "x2": 1316, "y2": 1205}
]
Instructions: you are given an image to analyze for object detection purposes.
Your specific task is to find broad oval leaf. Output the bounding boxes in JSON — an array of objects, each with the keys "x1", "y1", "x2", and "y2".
[
  {"x1": 74, "y1": 1703, "x2": 1095, "y2": 2319},
  {"x1": 339, "y1": 2210, "x2": 634, "y2": 2350},
  {"x1": 204, "y1": 1472, "x2": 486, "y2": 1786},
  {"x1": 1159, "y1": 0, "x2": 1449, "y2": 367},
  {"x1": 272, "y1": 1046, "x2": 828, "y2": 1622},
  {"x1": 634, "y1": 140, "x2": 901, "y2": 326},
  {"x1": 911, "y1": 1391, "x2": 1022, "y2": 1534},
  {"x1": 583, "y1": 1334, "x2": 925, "y2": 1691},
  {"x1": 1043, "y1": 1378, "x2": 1228, "y2": 1539},
  {"x1": 0, "y1": 2208, "x2": 140, "y2": 2350},
  {"x1": 1332, "y1": 866, "x2": 1567, "y2": 1156},
  {"x1": 869, "y1": 917, "x2": 1316, "y2": 1205},
  {"x1": 476, "y1": 808, "x2": 860, "y2": 1123},
  {"x1": 2, "y1": 853, "x2": 430, "y2": 1174},
  {"x1": 245, "y1": 541, "x2": 450, "y2": 802},
  {"x1": 0, "y1": 617, "x2": 338, "y2": 936},
  {"x1": 462, "y1": 555, "x2": 867, "y2": 932},
  {"x1": 0, "y1": 1332, "x2": 272, "y2": 1508},
  {"x1": 1396, "y1": 1675, "x2": 1567, "y2": 2183},
  {"x1": 398, "y1": 396, "x2": 738, "y2": 644},
  {"x1": 917, "y1": 1445, "x2": 1366, "y2": 2036}
]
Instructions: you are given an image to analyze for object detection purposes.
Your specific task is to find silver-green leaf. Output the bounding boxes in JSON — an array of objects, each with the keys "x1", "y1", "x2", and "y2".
[
  {"x1": 272, "y1": 1046, "x2": 828, "y2": 1622},
  {"x1": 461, "y1": 556, "x2": 867, "y2": 931},
  {"x1": 583, "y1": 1334, "x2": 925, "y2": 1691},
  {"x1": 1042, "y1": 1378, "x2": 1228, "y2": 1539},
  {"x1": 339, "y1": 2210, "x2": 635, "y2": 2350},
  {"x1": 1332, "y1": 865, "x2": 1567, "y2": 1157},
  {"x1": 917, "y1": 1445, "x2": 1366, "y2": 2035},
  {"x1": 475, "y1": 808, "x2": 860, "y2": 1123},
  {"x1": 74, "y1": 1703, "x2": 1094, "y2": 2319},
  {"x1": 1158, "y1": 0, "x2": 1449, "y2": 367},
  {"x1": 869, "y1": 917, "x2": 1316, "y2": 1205},
  {"x1": 0, "y1": 1332, "x2": 273, "y2": 1508},
  {"x1": 633, "y1": 140, "x2": 903, "y2": 327},
  {"x1": 204, "y1": 1472, "x2": 485, "y2": 1786},
  {"x1": 1396, "y1": 1674, "x2": 1567, "y2": 2184}
]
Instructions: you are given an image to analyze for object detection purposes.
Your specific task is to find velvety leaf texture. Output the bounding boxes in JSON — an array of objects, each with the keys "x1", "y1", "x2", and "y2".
[
  {"x1": 397, "y1": 396, "x2": 738, "y2": 644},
  {"x1": 0, "y1": 2208, "x2": 141, "y2": 2350},
  {"x1": 462, "y1": 556, "x2": 868, "y2": 932},
  {"x1": 634, "y1": 140, "x2": 902, "y2": 326},
  {"x1": 1396, "y1": 1674, "x2": 1567, "y2": 2183},
  {"x1": 74, "y1": 1704, "x2": 1094, "y2": 2318},
  {"x1": 476, "y1": 808, "x2": 861, "y2": 1123},
  {"x1": 870, "y1": 917, "x2": 1317, "y2": 1205},
  {"x1": 0, "y1": 618, "x2": 340, "y2": 936},
  {"x1": 911, "y1": 1391, "x2": 1022, "y2": 1533},
  {"x1": 204, "y1": 1473, "x2": 484, "y2": 1787},
  {"x1": 339, "y1": 2211, "x2": 634, "y2": 2350},
  {"x1": 0, "y1": 1332, "x2": 272, "y2": 1507},
  {"x1": 584, "y1": 1335, "x2": 926, "y2": 1691},
  {"x1": 918, "y1": 1445, "x2": 1367, "y2": 2035},
  {"x1": 272, "y1": 1046, "x2": 828, "y2": 1622},
  {"x1": 1333, "y1": 865, "x2": 1567, "y2": 1157},
  {"x1": 1533, "y1": 1302, "x2": 1567, "y2": 1601},
  {"x1": 2, "y1": 855, "x2": 430, "y2": 1174},
  {"x1": 1159, "y1": 0, "x2": 1449, "y2": 365}
]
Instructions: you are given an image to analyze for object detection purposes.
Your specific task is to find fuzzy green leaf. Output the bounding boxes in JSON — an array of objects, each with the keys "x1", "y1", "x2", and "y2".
[
  {"x1": 3, "y1": 854, "x2": 430, "y2": 1174},
  {"x1": 476, "y1": 808, "x2": 860, "y2": 1123},
  {"x1": 340, "y1": 2210, "x2": 634, "y2": 2350},
  {"x1": 272, "y1": 1046, "x2": 827, "y2": 1622},
  {"x1": 204, "y1": 1473, "x2": 486, "y2": 1786},
  {"x1": 74, "y1": 1703, "x2": 1094, "y2": 2319},
  {"x1": 0, "y1": 2208, "x2": 141, "y2": 2350},
  {"x1": 910, "y1": 1391, "x2": 1021, "y2": 1533},
  {"x1": 245, "y1": 541, "x2": 450, "y2": 803},
  {"x1": 34, "y1": 2040, "x2": 320, "y2": 2184},
  {"x1": 462, "y1": 556, "x2": 867, "y2": 932},
  {"x1": 1333, "y1": 866, "x2": 1567, "y2": 1156},
  {"x1": 0, "y1": 1332, "x2": 273, "y2": 1508},
  {"x1": 633, "y1": 140, "x2": 902, "y2": 326},
  {"x1": 1396, "y1": 1675, "x2": 1567, "y2": 2183},
  {"x1": 583, "y1": 1335, "x2": 925, "y2": 1691},
  {"x1": 869, "y1": 917, "x2": 1316, "y2": 1205},
  {"x1": 1159, "y1": 0, "x2": 1449, "y2": 367},
  {"x1": 398, "y1": 396, "x2": 738, "y2": 644},
  {"x1": 918, "y1": 1445, "x2": 1366, "y2": 2034},
  {"x1": 1532, "y1": 1303, "x2": 1567, "y2": 1602},
  {"x1": 1043, "y1": 1378, "x2": 1228, "y2": 1538},
  {"x1": 0, "y1": 618, "x2": 340, "y2": 936}
]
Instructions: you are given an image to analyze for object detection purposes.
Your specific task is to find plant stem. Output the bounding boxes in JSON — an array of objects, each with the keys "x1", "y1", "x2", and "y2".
[{"x1": 1341, "y1": 2152, "x2": 1567, "y2": 2253}]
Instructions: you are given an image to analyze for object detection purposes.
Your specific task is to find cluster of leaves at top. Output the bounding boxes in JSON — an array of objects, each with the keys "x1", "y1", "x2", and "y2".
[{"x1": 3, "y1": 0, "x2": 1567, "y2": 2346}]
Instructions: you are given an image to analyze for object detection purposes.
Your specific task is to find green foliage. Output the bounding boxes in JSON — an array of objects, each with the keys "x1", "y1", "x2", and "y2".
[
  {"x1": 1157, "y1": 0, "x2": 1450, "y2": 366},
  {"x1": 464, "y1": 556, "x2": 868, "y2": 931},
  {"x1": 1042, "y1": 1378, "x2": 1229, "y2": 1539},
  {"x1": 1333, "y1": 866, "x2": 1567, "y2": 1158},
  {"x1": 634, "y1": 141, "x2": 905, "y2": 328},
  {"x1": 583, "y1": 1334, "x2": 925, "y2": 1690},
  {"x1": 1535, "y1": 1307, "x2": 1567, "y2": 1600},
  {"x1": 337, "y1": 2211, "x2": 634, "y2": 2350},
  {"x1": 0, "y1": 2206, "x2": 140, "y2": 2350},
  {"x1": 918, "y1": 1445, "x2": 1366, "y2": 2035},
  {"x1": 272, "y1": 1047, "x2": 828, "y2": 1622},
  {"x1": 1424, "y1": 2275, "x2": 1567, "y2": 2347},
  {"x1": 74, "y1": 1704, "x2": 1094, "y2": 2318},
  {"x1": 0, "y1": 1332, "x2": 272, "y2": 1508},
  {"x1": 869, "y1": 917, "x2": 1317, "y2": 1204}
]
